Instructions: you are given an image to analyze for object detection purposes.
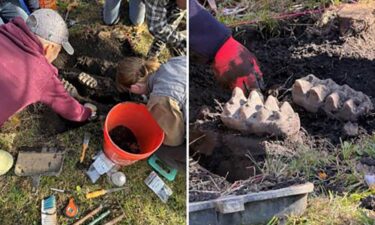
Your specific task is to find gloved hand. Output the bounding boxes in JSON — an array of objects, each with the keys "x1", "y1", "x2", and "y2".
[
  {"x1": 213, "y1": 36, "x2": 264, "y2": 92},
  {"x1": 84, "y1": 103, "x2": 98, "y2": 121}
]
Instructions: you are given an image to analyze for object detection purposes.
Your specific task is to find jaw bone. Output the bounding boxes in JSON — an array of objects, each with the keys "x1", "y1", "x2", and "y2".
[{"x1": 221, "y1": 87, "x2": 300, "y2": 138}]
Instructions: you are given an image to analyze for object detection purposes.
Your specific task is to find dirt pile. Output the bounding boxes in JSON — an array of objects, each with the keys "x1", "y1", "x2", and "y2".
[
  {"x1": 109, "y1": 126, "x2": 140, "y2": 154},
  {"x1": 221, "y1": 87, "x2": 300, "y2": 137},
  {"x1": 292, "y1": 74, "x2": 373, "y2": 121}
]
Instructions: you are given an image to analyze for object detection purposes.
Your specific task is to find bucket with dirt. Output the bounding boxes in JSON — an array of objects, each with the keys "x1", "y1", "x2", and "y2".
[{"x1": 103, "y1": 102, "x2": 164, "y2": 166}]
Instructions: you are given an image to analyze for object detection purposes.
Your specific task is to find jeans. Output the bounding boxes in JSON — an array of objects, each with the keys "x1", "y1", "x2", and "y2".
[
  {"x1": 0, "y1": 0, "x2": 28, "y2": 25},
  {"x1": 103, "y1": 0, "x2": 145, "y2": 26}
]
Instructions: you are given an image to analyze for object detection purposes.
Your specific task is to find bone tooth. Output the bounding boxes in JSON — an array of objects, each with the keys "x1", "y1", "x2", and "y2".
[
  {"x1": 229, "y1": 87, "x2": 247, "y2": 105},
  {"x1": 239, "y1": 103, "x2": 256, "y2": 120},
  {"x1": 248, "y1": 90, "x2": 264, "y2": 107},
  {"x1": 264, "y1": 95, "x2": 280, "y2": 111},
  {"x1": 256, "y1": 107, "x2": 272, "y2": 122},
  {"x1": 307, "y1": 84, "x2": 330, "y2": 105},
  {"x1": 325, "y1": 92, "x2": 340, "y2": 112},
  {"x1": 271, "y1": 111, "x2": 282, "y2": 121},
  {"x1": 341, "y1": 99, "x2": 356, "y2": 120},
  {"x1": 222, "y1": 102, "x2": 238, "y2": 116},
  {"x1": 293, "y1": 79, "x2": 313, "y2": 96},
  {"x1": 280, "y1": 101, "x2": 295, "y2": 116}
]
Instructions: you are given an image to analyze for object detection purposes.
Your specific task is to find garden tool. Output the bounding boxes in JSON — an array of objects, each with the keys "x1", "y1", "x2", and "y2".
[
  {"x1": 14, "y1": 146, "x2": 65, "y2": 192},
  {"x1": 0, "y1": 150, "x2": 13, "y2": 175},
  {"x1": 80, "y1": 133, "x2": 90, "y2": 163},
  {"x1": 86, "y1": 187, "x2": 127, "y2": 199},
  {"x1": 73, "y1": 205, "x2": 103, "y2": 225},
  {"x1": 87, "y1": 210, "x2": 111, "y2": 225},
  {"x1": 104, "y1": 214, "x2": 125, "y2": 225}
]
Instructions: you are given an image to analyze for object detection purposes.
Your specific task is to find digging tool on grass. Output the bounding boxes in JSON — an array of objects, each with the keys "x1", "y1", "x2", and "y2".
[
  {"x1": 73, "y1": 205, "x2": 103, "y2": 225},
  {"x1": 86, "y1": 187, "x2": 126, "y2": 199},
  {"x1": 14, "y1": 147, "x2": 65, "y2": 192},
  {"x1": 87, "y1": 210, "x2": 111, "y2": 225},
  {"x1": 80, "y1": 133, "x2": 90, "y2": 163},
  {"x1": 103, "y1": 214, "x2": 125, "y2": 225}
]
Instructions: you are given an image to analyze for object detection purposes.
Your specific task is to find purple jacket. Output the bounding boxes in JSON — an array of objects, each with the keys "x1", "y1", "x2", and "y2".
[
  {"x1": 0, "y1": 18, "x2": 91, "y2": 126},
  {"x1": 189, "y1": 0, "x2": 231, "y2": 60}
]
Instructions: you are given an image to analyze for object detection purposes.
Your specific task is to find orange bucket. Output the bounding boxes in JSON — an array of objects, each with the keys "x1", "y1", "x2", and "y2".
[{"x1": 103, "y1": 102, "x2": 164, "y2": 166}]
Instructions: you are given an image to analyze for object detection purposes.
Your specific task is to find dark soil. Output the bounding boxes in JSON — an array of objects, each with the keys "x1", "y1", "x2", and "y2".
[
  {"x1": 190, "y1": 7, "x2": 375, "y2": 202},
  {"x1": 360, "y1": 195, "x2": 375, "y2": 210},
  {"x1": 109, "y1": 125, "x2": 140, "y2": 154}
]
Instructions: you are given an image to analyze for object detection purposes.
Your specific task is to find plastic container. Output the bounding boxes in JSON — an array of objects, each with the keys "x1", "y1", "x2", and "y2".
[
  {"x1": 103, "y1": 102, "x2": 164, "y2": 166},
  {"x1": 190, "y1": 183, "x2": 314, "y2": 225},
  {"x1": 39, "y1": 0, "x2": 57, "y2": 10}
]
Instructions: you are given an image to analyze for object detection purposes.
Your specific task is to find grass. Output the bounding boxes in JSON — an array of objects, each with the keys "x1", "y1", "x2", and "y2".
[
  {"x1": 287, "y1": 191, "x2": 375, "y2": 225},
  {"x1": 0, "y1": 1, "x2": 185, "y2": 224},
  {"x1": 0, "y1": 109, "x2": 186, "y2": 225},
  {"x1": 256, "y1": 134, "x2": 375, "y2": 225}
]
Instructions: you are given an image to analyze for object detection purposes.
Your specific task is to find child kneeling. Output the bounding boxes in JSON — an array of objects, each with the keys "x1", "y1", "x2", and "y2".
[{"x1": 116, "y1": 56, "x2": 186, "y2": 147}]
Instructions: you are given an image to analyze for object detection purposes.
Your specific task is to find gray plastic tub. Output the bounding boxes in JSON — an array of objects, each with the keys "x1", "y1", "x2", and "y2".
[{"x1": 189, "y1": 182, "x2": 314, "y2": 225}]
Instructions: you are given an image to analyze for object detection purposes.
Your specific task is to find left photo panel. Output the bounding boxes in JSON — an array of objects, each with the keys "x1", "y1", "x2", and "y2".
[{"x1": 0, "y1": 0, "x2": 187, "y2": 224}]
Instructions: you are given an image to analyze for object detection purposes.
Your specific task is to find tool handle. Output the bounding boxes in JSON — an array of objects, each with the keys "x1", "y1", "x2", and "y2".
[
  {"x1": 86, "y1": 189, "x2": 107, "y2": 199},
  {"x1": 80, "y1": 144, "x2": 88, "y2": 163},
  {"x1": 73, "y1": 204, "x2": 103, "y2": 225},
  {"x1": 103, "y1": 214, "x2": 125, "y2": 225},
  {"x1": 87, "y1": 210, "x2": 111, "y2": 225}
]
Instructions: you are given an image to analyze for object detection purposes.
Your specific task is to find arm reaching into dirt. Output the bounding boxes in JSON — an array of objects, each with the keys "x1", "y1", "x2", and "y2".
[
  {"x1": 189, "y1": 0, "x2": 264, "y2": 91},
  {"x1": 40, "y1": 75, "x2": 92, "y2": 122},
  {"x1": 144, "y1": 0, "x2": 186, "y2": 49}
]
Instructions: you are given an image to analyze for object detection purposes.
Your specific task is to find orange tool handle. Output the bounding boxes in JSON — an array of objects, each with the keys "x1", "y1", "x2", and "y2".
[
  {"x1": 86, "y1": 189, "x2": 107, "y2": 199},
  {"x1": 80, "y1": 144, "x2": 88, "y2": 163}
]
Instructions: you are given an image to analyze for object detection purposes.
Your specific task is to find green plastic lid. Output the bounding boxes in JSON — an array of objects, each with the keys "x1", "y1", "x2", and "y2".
[{"x1": 0, "y1": 150, "x2": 14, "y2": 175}]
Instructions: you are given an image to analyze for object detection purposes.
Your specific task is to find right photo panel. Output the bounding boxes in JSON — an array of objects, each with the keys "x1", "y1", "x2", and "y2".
[{"x1": 189, "y1": 0, "x2": 375, "y2": 224}]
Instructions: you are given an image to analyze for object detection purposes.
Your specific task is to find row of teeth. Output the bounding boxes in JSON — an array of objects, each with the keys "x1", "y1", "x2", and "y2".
[
  {"x1": 292, "y1": 74, "x2": 373, "y2": 121},
  {"x1": 221, "y1": 87, "x2": 300, "y2": 137}
]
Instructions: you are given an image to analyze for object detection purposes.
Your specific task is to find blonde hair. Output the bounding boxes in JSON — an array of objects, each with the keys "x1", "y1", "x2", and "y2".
[{"x1": 116, "y1": 57, "x2": 161, "y2": 89}]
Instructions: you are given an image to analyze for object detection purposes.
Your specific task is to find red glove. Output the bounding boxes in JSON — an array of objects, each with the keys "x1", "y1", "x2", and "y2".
[{"x1": 213, "y1": 36, "x2": 264, "y2": 92}]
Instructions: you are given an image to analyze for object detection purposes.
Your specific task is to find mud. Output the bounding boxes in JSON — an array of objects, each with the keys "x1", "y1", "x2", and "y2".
[
  {"x1": 190, "y1": 4, "x2": 375, "y2": 202},
  {"x1": 109, "y1": 126, "x2": 140, "y2": 154}
]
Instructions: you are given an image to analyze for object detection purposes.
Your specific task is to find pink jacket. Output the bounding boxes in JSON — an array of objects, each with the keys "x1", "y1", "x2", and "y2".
[{"x1": 0, "y1": 18, "x2": 91, "y2": 126}]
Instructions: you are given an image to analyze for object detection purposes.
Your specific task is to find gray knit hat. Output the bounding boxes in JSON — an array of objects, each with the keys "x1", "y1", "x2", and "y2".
[{"x1": 26, "y1": 9, "x2": 74, "y2": 55}]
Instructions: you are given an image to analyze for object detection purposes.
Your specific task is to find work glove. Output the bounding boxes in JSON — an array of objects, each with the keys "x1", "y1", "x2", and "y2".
[
  {"x1": 213, "y1": 36, "x2": 264, "y2": 92},
  {"x1": 84, "y1": 103, "x2": 98, "y2": 121}
]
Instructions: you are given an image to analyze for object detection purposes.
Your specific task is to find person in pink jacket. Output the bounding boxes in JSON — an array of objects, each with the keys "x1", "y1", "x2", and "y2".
[{"x1": 0, "y1": 9, "x2": 96, "y2": 126}]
